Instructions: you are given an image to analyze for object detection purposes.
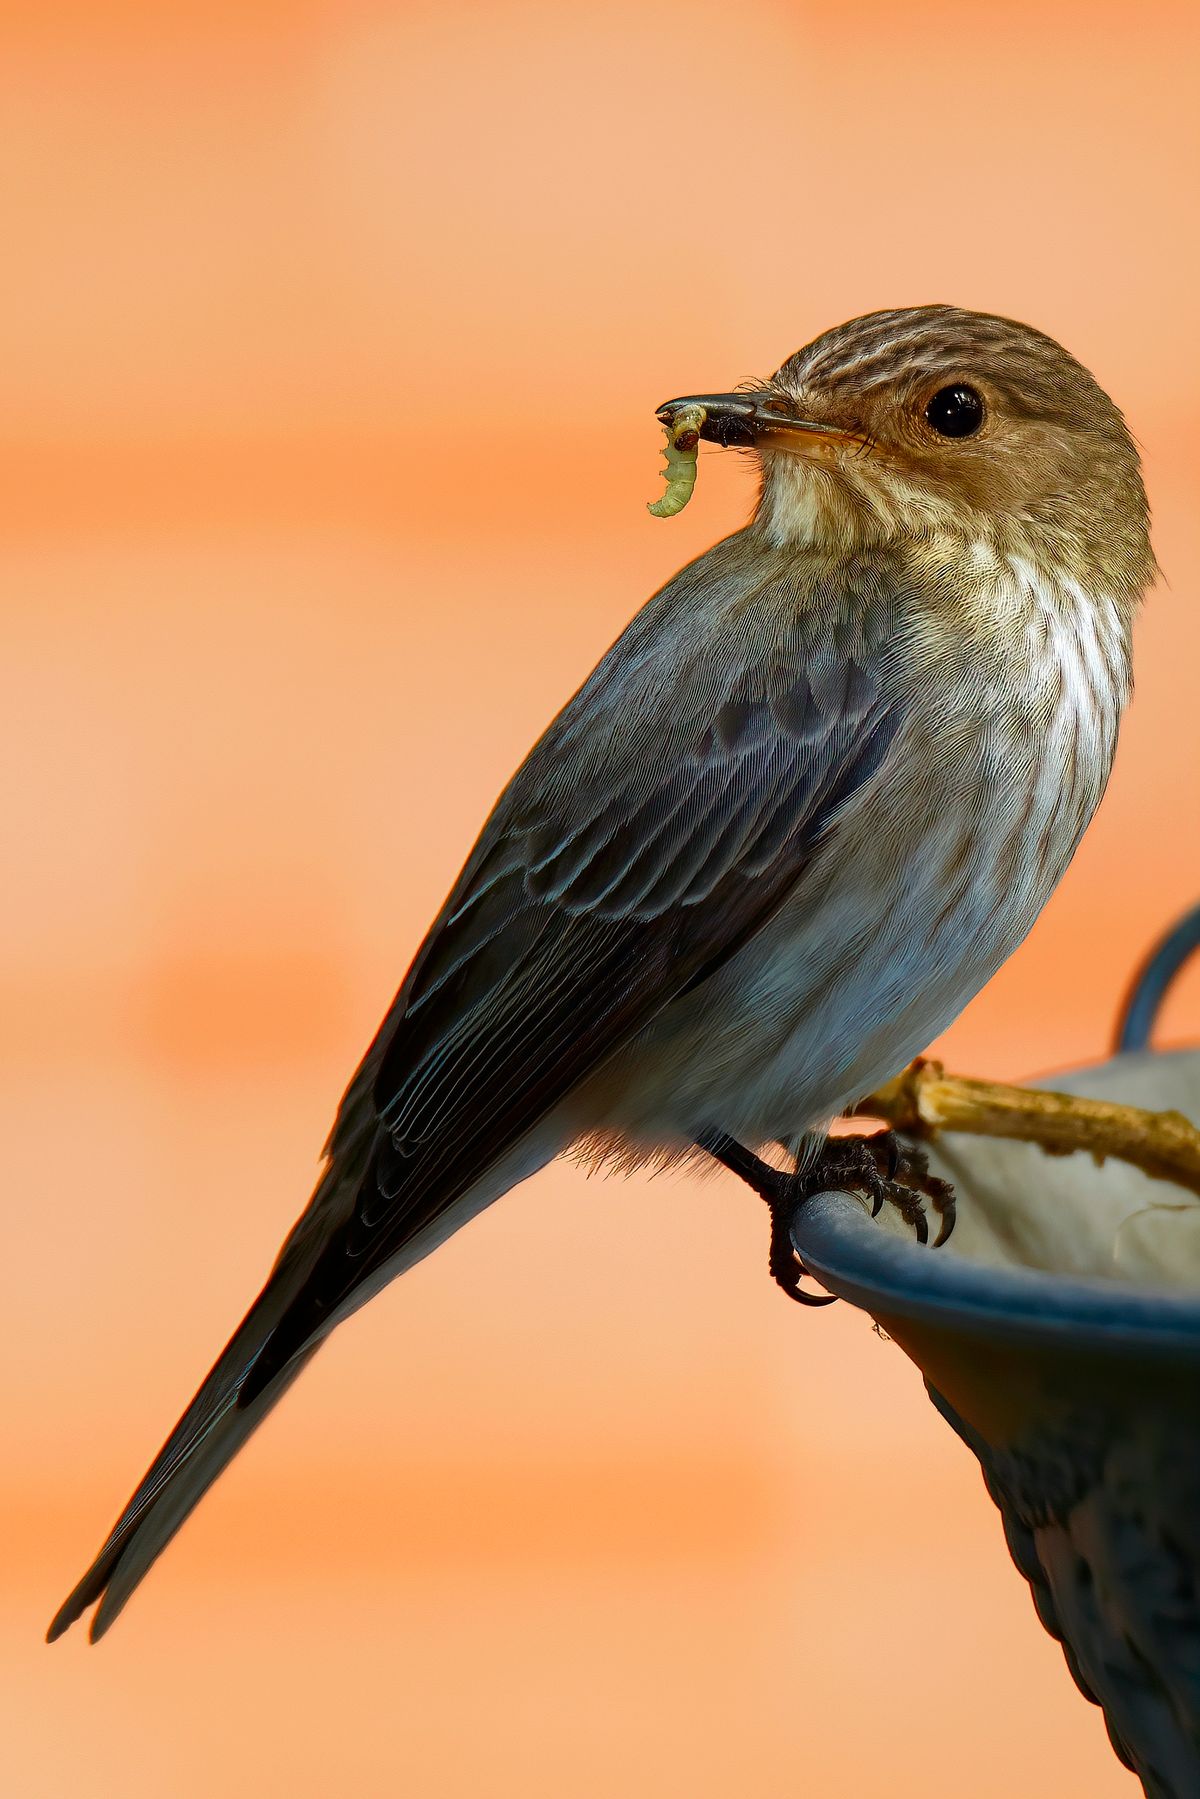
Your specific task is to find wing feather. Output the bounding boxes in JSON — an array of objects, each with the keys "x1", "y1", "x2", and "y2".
[{"x1": 241, "y1": 541, "x2": 909, "y2": 1396}]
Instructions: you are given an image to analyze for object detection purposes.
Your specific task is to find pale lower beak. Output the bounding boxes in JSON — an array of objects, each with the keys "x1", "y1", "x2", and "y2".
[{"x1": 655, "y1": 390, "x2": 863, "y2": 452}]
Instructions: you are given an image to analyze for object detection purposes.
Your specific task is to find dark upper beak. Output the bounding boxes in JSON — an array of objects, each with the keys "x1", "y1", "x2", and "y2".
[{"x1": 655, "y1": 390, "x2": 863, "y2": 451}]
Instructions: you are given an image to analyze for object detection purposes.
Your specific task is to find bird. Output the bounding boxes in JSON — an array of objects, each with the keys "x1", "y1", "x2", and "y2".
[{"x1": 48, "y1": 304, "x2": 1155, "y2": 1643}]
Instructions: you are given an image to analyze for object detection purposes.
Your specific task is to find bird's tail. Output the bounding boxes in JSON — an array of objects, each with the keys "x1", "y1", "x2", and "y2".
[{"x1": 47, "y1": 1266, "x2": 320, "y2": 1645}]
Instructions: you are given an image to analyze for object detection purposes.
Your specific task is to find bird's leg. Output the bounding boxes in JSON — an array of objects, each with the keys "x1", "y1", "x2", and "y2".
[
  {"x1": 696, "y1": 1127, "x2": 958, "y2": 1304},
  {"x1": 696, "y1": 1130, "x2": 836, "y2": 1305}
]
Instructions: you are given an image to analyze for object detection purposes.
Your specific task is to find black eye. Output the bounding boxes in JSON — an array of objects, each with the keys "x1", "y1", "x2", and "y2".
[{"x1": 925, "y1": 384, "x2": 985, "y2": 439}]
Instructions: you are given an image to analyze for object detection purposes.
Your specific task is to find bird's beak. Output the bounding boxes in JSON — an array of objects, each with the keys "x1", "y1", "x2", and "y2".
[{"x1": 655, "y1": 391, "x2": 864, "y2": 454}]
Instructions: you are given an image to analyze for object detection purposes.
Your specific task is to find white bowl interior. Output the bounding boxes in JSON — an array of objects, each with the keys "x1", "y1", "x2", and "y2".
[{"x1": 909, "y1": 1049, "x2": 1200, "y2": 1291}]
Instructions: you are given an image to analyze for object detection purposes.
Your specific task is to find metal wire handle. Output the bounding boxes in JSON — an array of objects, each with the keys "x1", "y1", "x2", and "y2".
[{"x1": 1114, "y1": 901, "x2": 1200, "y2": 1054}]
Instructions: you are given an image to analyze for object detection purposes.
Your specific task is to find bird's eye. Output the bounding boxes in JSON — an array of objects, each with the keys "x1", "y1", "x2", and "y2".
[{"x1": 925, "y1": 384, "x2": 985, "y2": 439}]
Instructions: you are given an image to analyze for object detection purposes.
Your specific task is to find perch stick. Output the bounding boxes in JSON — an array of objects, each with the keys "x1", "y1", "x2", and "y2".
[{"x1": 853, "y1": 1059, "x2": 1200, "y2": 1201}]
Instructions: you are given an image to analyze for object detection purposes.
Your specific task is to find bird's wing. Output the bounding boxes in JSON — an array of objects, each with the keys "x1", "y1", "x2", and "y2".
[{"x1": 246, "y1": 542, "x2": 906, "y2": 1386}]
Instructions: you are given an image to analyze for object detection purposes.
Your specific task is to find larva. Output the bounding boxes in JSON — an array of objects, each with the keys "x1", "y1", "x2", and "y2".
[{"x1": 647, "y1": 404, "x2": 707, "y2": 518}]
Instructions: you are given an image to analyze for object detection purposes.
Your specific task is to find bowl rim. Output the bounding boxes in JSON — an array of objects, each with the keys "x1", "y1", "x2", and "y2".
[{"x1": 792, "y1": 1191, "x2": 1200, "y2": 1355}]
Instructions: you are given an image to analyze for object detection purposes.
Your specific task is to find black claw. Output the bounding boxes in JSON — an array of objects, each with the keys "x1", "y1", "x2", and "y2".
[
  {"x1": 787, "y1": 1281, "x2": 839, "y2": 1307},
  {"x1": 877, "y1": 1131, "x2": 902, "y2": 1181},
  {"x1": 933, "y1": 1196, "x2": 957, "y2": 1248}
]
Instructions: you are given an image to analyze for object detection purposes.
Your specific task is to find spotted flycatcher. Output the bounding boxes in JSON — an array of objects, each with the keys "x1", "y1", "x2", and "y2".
[{"x1": 50, "y1": 305, "x2": 1155, "y2": 1640}]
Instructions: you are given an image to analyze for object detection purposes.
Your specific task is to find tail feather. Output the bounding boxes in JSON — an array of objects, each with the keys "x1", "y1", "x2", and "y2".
[
  {"x1": 47, "y1": 1281, "x2": 319, "y2": 1644},
  {"x1": 49, "y1": 1129, "x2": 558, "y2": 1643}
]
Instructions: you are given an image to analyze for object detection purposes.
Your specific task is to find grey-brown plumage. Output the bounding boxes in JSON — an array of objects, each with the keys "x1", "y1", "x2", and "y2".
[{"x1": 49, "y1": 305, "x2": 1155, "y2": 1642}]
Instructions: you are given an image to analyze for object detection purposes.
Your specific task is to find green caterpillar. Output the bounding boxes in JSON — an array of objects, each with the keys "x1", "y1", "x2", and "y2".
[{"x1": 647, "y1": 404, "x2": 707, "y2": 518}]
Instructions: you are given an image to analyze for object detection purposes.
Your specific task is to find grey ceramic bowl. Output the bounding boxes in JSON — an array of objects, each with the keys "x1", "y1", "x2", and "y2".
[{"x1": 792, "y1": 1047, "x2": 1200, "y2": 1799}]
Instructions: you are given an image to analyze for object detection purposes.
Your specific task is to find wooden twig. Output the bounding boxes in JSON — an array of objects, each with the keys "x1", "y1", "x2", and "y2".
[{"x1": 852, "y1": 1059, "x2": 1200, "y2": 1201}]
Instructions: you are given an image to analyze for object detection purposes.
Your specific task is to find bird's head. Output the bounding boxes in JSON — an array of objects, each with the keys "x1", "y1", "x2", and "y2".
[{"x1": 658, "y1": 305, "x2": 1154, "y2": 602}]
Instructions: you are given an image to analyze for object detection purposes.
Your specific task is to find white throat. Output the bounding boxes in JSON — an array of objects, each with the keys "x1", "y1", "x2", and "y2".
[{"x1": 754, "y1": 447, "x2": 966, "y2": 553}]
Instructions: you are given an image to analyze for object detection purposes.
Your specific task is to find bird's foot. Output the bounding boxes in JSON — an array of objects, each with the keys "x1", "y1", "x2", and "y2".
[
  {"x1": 697, "y1": 1129, "x2": 956, "y2": 1305},
  {"x1": 862, "y1": 1131, "x2": 957, "y2": 1247}
]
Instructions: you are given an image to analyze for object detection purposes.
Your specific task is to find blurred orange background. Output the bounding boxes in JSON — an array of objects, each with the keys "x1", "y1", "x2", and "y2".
[{"x1": 3, "y1": 1, "x2": 1199, "y2": 1794}]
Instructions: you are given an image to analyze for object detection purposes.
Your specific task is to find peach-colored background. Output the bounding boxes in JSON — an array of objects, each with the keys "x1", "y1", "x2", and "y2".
[{"x1": 3, "y1": 2, "x2": 1199, "y2": 1794}]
